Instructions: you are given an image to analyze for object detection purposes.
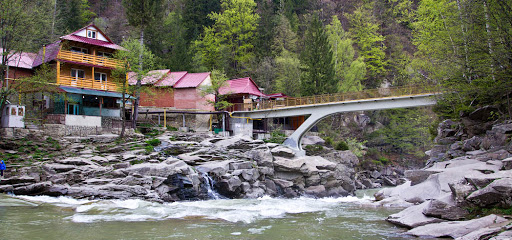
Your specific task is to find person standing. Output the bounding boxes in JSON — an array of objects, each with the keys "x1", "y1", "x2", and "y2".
[{"x1": 0, "y1": 159, "x2": 6, "y2": 178}]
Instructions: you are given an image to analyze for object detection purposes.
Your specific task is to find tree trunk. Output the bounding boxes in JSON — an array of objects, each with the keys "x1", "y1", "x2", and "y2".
[
  {"x1": 456, "y1": 0, "x2": 471, "y2": 82},
  {"x1": 132, "y1": 28, "x2": 144, "y2": 128},
  {"x1": 483, "y1": 0, "x2": 495, "y2": 81},
  {"x1": 120, "y1": 80, "x2": 126, "y2": 138}
]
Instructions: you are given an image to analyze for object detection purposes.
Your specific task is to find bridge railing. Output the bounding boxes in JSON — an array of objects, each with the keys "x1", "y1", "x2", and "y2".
[{"x1": 231, "y1": 85, "x2": 441, "y2": 111}]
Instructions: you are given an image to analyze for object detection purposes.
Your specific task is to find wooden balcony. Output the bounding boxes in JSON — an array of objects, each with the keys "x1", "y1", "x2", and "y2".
[
  {"x1": 57, "y1": 50, "x2": 122, "y2": 69},
  {"x1": 58, "y1": 75, "x2": 119, "y2": 92}
]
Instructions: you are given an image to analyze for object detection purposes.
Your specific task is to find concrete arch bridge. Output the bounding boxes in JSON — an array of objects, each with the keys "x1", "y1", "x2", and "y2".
[{"x1": 230, "y1": 85, "x2": 441, "y2": 155}]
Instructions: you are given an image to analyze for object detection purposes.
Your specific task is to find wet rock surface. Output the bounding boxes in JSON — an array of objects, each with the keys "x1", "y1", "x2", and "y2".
[
  {"x1": 1, "y1": 132, "x2": 358, "y2": 202},
  {"x1": 376, "y1": 117, "x2": 512, "y2": 239}
]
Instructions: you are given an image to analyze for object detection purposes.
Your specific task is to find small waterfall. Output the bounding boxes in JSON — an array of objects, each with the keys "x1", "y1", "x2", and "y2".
[{"x1": 202, "y1": 173, "x2": 224, "y2": 200}]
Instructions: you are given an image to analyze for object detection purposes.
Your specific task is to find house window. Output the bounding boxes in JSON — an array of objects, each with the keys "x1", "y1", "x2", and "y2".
[
  {"x1": 71, "y1": 47, "x2": 88, "y2": 54},
  {"x1": 71, "y1": 69, "x2": 85, "y2": 86},
  {"x1": 87, "y1": 30, "x2": 97, "y2": 39},
  {"x1": 97, "y1": 52, "x2": 112, "y2": 58}
]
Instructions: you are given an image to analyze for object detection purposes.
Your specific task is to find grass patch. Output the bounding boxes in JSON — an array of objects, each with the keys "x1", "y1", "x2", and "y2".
[
  {"x1": 167, "y1": 126, "x2": 178, "y2": 131},
  {"x1": 130, "y1": 159, "x2": 144, "y2": 165},
  {"x1": 145, "y1": 139, "x2": 161, "y2": 146},
  {"x1": 144, "y1": 145, "x2": 154, "y2": 153}
]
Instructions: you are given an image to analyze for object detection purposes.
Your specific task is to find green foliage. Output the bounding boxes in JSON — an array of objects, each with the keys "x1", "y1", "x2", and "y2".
[
  {"x1": 346, "y1": 3, "x2": 386, "y2": 86},
  {"x1": 145, "y1": 138, "x2": 161, "y2": 147},
  {"x1": 194, "y1": 0, "x2": 260, "y2": 76},
  {"x1": 274, "y1": 50, "x2": 301, "y2": 97},
  {"x1": 183, "y1": 0, "x2": 221, "y2": 42},
  {"x1": 367, "y1": 108, "x2": 434, "y2": 156},
  {"x1": 199, "y1": 69, "x2": 233, "y2": 111},
  {"x1": 304, "y1": 144, "x2": 324, "y2": 155},
  {"x1": 335, "y1": 141, "x2": 349, "y2": 151},
  {"x1": 57, "y1": 0, "x2": 96, "y2": 33},
  {"x1": 323, "y1": 136, "x2": 333, "y2": 146},
  {"x1": 345, "y1": 137, "x2": 367, "y2": 157},
  {"x1": 130, "y1": 159, "x2": 145, "y2": 165},
  {"x1": 300, "y1": 13, "x2": 336, "y2": 96},
  {"x1": 264, "y1": 130, "x2": 286, "y2": 144},
  {"x1": 122, "y1": 0, "x2": 163, "y2": 30},
  {"x1": 144, "y1": 145, "x2": 154, "y2": 154},
  {"x1": 166, "y1": 126, "x2": 178, "y2": 131},
  {"x1": 326, "y1": 15, "x2": 365, "y2": 93},
  {"x1": 146, "y1": 11, "x2": 191, "y2": 71}
]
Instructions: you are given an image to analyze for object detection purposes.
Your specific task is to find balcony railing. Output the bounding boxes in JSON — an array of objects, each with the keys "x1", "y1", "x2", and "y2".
[
  {"x1": 58, "y1": 75, "x2": 119, "y2": 92},
  {"x1": 57, "y1": 50, "x2": 123, "y2": 69}
]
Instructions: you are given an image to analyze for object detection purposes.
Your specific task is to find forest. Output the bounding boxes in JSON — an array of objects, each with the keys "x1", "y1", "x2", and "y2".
[{"x1": 2, "y1": 0, "x2": 512, "y2": 161}]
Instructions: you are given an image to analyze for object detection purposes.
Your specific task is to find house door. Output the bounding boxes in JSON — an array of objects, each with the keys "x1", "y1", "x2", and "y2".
[
  {"x1": 68, "y1": 104, "x2": 79, "y2": 115},
  {"x1": 71, "y1": 69, "x2": 85, "y2": 86},
  {"x1": 95, "y1": 72, "x2": 107, "y2": 90}
]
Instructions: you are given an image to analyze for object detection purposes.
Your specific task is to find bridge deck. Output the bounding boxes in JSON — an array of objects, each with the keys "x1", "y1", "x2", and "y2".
[{"x1": 232, "y1": 85, "x2": 440, "y2": 112}]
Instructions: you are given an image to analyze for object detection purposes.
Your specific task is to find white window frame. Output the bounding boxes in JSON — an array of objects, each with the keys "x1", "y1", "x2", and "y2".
[
  {"x1": 95, "y1": 72, "x2": 108, "y2": 90},
  {"x1": 71, "y1": 68, "x2": 85, "y2": 86},
  {"x1": 87, "y1": 30, "x2": 97, "y2": 39}
]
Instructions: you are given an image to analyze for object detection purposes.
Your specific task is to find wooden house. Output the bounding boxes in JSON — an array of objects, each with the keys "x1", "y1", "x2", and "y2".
[
  {"x1": 129, "y1": 70, "x2": 214, "y2": 111},
  {"x1": 28, "y1": 24, "x2": 129, "y2": 127}
]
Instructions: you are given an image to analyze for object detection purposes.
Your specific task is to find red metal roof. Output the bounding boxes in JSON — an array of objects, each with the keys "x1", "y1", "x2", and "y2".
[
  {"x1": 128, "y1": 69, "x2": 170, "y2": 85},
  {"x1": 60, "y1": 24, "x2": 124, "y2": 50},
  {"x1": 174, "y1": 72, "x2": 211, "y2": 88},
  {"x1": 60, "y1": 35, "x2": 125, "y2": 50},
  {"x1": 154, "y1": 71, "x2": 188, "y2": 87},
  {"x1": 32, "y1": 41, "x2": 61, "y2": 67},
  {"x1": 266, "y1": 93, "x2": 288, "y2": 98},
  {"x1": 219, "y1": 77, "x2": 266, "y2": 97},
  {"x1": 0, "y1": 48, "x2": 37, "y2": 69}
]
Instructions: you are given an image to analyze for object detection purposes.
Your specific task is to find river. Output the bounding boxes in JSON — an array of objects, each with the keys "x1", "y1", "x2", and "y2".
[{"x1": 0, "y1": 191, "x2": 430, "y2": 240}]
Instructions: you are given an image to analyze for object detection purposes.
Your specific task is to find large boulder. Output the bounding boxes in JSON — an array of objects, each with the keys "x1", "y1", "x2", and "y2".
[
  {"x1": 124, "y1": 160, "x2": 191, "y2": 178},
  {"x1": 271, "y1": 146, "x2": 296, "y2": 158},
  {"x1": 407, "y1": 214, "x2": 508, "y2": 239},
  {"x1": 466, "y1": 178, "x2": 512, "y2": 208},
  {"x1": 386, "y1": 201, "x2": 446, "y2": 228},
  {"x1": 195, "y1": 160, "x2": 233, "y2": 177}
]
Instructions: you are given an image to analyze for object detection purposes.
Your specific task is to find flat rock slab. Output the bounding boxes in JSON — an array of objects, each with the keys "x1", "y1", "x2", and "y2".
[
  {"x1": 407, "y1": 214, "x2": 508, "y2": 239},
  {"x1": 387, "y1": 201, "x2": 445, "y2": 228}
]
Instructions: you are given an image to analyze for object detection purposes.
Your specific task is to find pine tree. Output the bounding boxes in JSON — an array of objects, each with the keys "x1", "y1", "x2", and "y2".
[
  {"x1": 346, "y1": 2, "x2": 386, "y2": 87},
  {"x1": 300, "y1": 14, "x2": 335, "y2": 96}
]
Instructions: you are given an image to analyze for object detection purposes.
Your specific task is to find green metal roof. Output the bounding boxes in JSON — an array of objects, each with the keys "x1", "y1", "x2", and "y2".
[{"x1": 59, "y1": 86, "x2": 135, "y2": 99}]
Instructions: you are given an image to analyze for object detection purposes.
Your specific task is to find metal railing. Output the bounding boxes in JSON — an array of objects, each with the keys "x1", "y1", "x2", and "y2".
[
  {"x1": 57, "y1": 50, "x2": 123, "y2": 69},
  {"x1": 232, "y1": 85, "x2": 441, "y2": 111},
  {"x1": 58, "y1": 75, "x2": 119, "y2": 91}
]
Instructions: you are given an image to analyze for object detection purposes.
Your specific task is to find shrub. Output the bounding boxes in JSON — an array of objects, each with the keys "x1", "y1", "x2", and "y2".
[
  {"x1": 304, "y1": 145, "x2": 324, "y2": 155},
  {"x1": 324, "y1": 136, "x2": 334, "y2": 146},
  {"x1": 264, "y1": 130, "x2": 286, "y2": 144},
  {"x1": 167, "y1": 126, "x2": 178, "y2": 131},
  {"x1": 335, "y1": 141, "x2": 349, "y2": 151}
]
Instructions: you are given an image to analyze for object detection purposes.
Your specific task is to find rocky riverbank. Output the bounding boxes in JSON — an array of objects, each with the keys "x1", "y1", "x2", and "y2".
[
  {"x1": 0, "y1": 131, "x2": 360, "y2": 202},
  {"x1": 374, "y1": 117, "x2": 512, "y2": 239}
]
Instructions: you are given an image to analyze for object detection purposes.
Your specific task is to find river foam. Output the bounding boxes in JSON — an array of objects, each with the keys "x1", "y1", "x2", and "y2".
[{"x1": 13, "y1": 194, "x2": 375, "y2": 224}]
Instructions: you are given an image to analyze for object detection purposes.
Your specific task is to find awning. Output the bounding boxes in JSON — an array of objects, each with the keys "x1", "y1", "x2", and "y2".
[{"x1": 59, "y1": 86, "x2": 135, "y2": 99}]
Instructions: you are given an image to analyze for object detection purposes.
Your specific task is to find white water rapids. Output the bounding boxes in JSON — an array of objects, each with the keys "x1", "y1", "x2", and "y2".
[{"x1": 14, "y1": 195, "x2": 375, "y2": 224}]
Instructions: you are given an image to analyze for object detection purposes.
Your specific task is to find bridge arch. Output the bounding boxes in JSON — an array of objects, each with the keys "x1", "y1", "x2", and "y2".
[{"x1": 232, "y1": 91, "x2": 439, "y2": 156}]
